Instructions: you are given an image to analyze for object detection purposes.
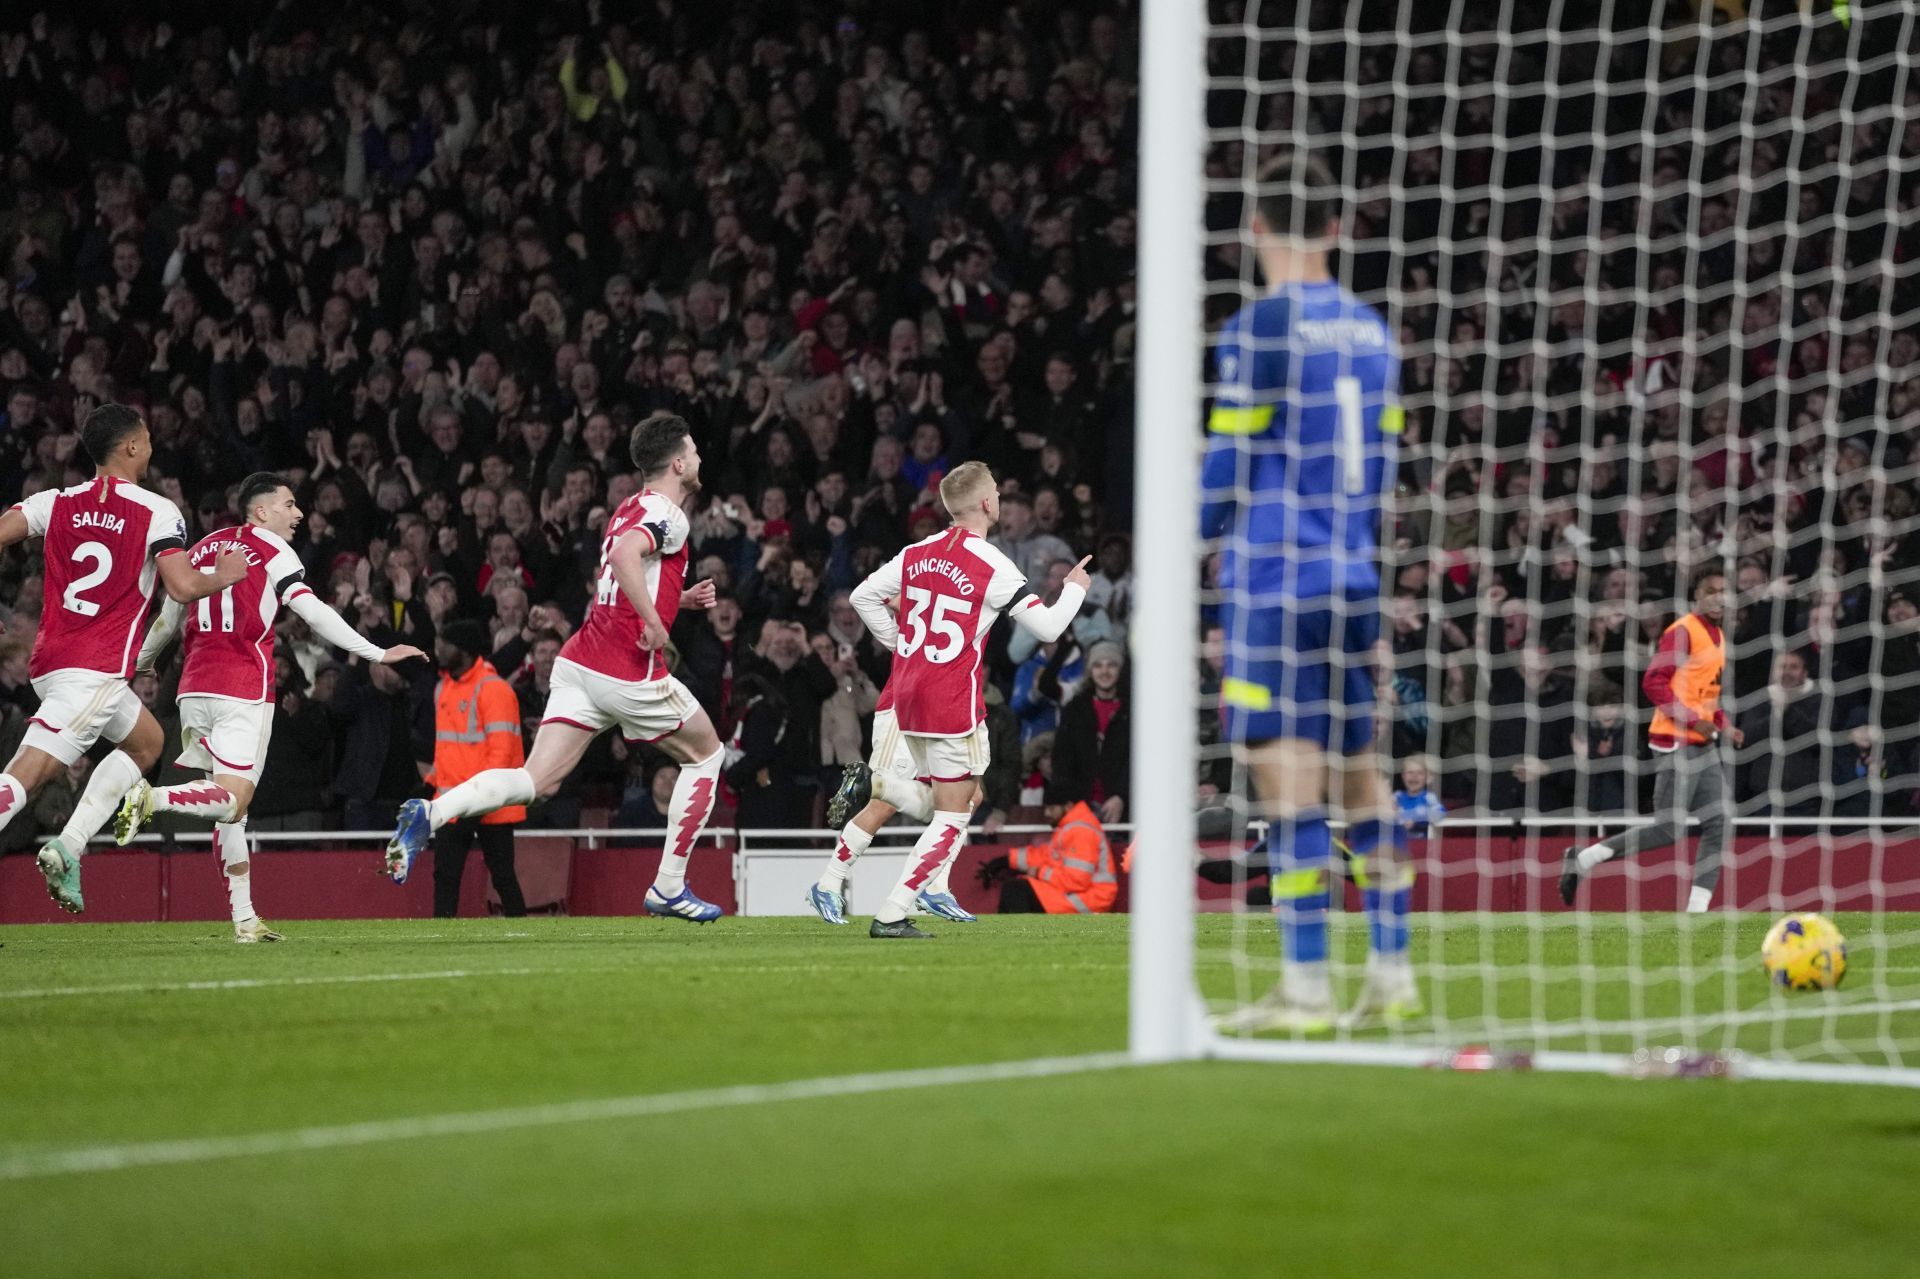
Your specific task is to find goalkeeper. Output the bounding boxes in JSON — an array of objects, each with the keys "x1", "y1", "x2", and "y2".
[
  {"x1": 1560, "y1": 568, "x2": 1742, "y2": 913},
  {"x1": 1201, "y1": 151, "x2": 1411, "y2": 1032}
]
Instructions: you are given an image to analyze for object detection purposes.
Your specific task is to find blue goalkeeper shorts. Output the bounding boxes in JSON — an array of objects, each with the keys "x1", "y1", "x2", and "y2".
[{"x1": 1219, "y1": 589, "x2": 1380, "y2": 755}]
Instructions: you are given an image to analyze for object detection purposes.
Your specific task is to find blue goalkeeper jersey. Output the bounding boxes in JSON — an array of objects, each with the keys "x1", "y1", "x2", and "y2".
[{"x1": 1200, "y1": 280, "x2": 1400, "y2": 600}]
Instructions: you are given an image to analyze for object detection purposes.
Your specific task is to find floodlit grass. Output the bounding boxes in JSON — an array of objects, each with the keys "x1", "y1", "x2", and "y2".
[{"x1": 1, "y1": 915, "x2": 1915, "y2": 1277}]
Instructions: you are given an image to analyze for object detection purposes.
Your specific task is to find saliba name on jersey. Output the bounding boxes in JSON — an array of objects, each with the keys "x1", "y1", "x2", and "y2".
[{"x1": 70, "y1": 509, "x2": 128, "y2": 535}]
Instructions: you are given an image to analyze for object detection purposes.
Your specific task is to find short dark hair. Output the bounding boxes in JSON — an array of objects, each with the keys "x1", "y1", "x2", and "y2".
[
  {"x1": 81, "y1": 402, "x2": 145, "y2": 465},
  {"x1": 239, "y1": 472, "x2": 292, "y2": 517},
  {"x1": 630, "y1": 411, "x2": 692, "y2": 477},
  {"x1": 1254, "y1": 151, "x2": 1339, "y2": 241},
  {"x1": 1690, "y1": 566, "x2": 1727, "y2": 597}
]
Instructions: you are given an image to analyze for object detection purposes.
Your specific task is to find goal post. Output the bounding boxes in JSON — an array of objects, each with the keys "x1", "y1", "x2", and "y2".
[
  {"x1": 1131, "y1": 0, "x2": 1920, "y2": 1085},
  {"x1": 1128, "y1": 0, "x2": 1208, "y2": 1064}
]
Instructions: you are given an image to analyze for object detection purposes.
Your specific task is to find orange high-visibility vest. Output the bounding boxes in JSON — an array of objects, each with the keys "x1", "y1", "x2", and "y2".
[
  {"x1": 1010, "y1": 801, "x2": 1119, "y2": 914},
  {"x1": 431, "y1": 658, "x2": 525, "y2": 825},
  {"x1": 1647, "y1": 613, "x2": 1725, "y2": 750}
]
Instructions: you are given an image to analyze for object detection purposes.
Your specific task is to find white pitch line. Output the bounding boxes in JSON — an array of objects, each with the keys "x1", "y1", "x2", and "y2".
[
  {"x1": 0, "y1": 968, "x2": 556, "y2": 1001},
  {"x1": 0, "y1": 1052, "x2": 1134, "y2": 1182}
]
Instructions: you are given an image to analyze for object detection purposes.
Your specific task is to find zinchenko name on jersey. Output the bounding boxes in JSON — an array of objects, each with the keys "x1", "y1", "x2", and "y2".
[{"x1": 906, "y1": 557, "x2": 980, "y2": 596}]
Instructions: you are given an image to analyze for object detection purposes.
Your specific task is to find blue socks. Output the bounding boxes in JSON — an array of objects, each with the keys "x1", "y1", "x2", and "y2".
[
  {"x1": 1348, "y1": 818, "x2": 1412, "y2": 958},
  {"x1": 1273, "y1": 810, "x2": 1331, "y2": 964}
]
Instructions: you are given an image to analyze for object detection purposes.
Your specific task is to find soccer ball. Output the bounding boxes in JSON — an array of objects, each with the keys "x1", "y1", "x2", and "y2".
[{"x1": 1761, "y1": 913, "x2": 1848, "y2": 992}]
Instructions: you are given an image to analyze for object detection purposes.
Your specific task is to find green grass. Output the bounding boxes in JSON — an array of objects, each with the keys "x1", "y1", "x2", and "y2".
[{"x1": 1, "y1": 915, "x2": 1917, "y2": 1277}]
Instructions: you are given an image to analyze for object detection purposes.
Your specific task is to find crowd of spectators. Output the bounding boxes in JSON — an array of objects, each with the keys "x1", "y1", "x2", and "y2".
[
  {"x1": 2, "y1": 2, "x2": 1917, "y2": 843},
  {"x1": 1204, "y1": 3, "x2": 1920, "y2": 821},
  {"x1": 0, "y1": 1, "x2": 1142, "y2": 835}
]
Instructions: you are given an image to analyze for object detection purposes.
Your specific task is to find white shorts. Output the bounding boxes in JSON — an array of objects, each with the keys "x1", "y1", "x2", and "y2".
[
  {"x1": 874, "y1": 714, "x2": 991, "y2": 784},
  {"x1": 867, "y1": 709, "x2": 917, "y2": 781},
  {"x1": 544, "y1": 658, "x2": 701, "y2": 744},
  {"x1": 177, "y1": 696, "x2": 274, "y2": 784},
  {"x1": 25, "y1": 669, "x2": 144, "y2": 766}
]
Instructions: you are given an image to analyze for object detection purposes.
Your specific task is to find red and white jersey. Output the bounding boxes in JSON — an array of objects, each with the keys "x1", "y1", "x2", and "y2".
[
  {"x1": 560, "y1": 490, "x2": 689, "y2": 683},
  {"x1": 13, "y1": 476, "x2": 189, "y2": 680},
  {"x1": 178, "y1": 525, "x2": 310, "y2": 703},
  {"x1": 856, "y1": 527, "x2": 1036, "y2": 736}
]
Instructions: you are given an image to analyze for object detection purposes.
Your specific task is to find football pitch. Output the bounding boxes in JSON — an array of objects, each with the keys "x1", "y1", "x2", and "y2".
[{"x1": 2, "y1": 915, "x2": 1917, "y2": 1277}]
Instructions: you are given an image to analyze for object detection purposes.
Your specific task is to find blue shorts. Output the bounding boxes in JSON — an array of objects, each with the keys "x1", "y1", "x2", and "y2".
[{"x1": 1220, "y1": 591, "x2": 1380, "y2": 754}]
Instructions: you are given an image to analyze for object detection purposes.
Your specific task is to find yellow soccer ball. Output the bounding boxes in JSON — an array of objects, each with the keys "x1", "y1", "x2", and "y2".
[{"x1": 1761, "y1": 913, "x2": 1848, "y2": 992}]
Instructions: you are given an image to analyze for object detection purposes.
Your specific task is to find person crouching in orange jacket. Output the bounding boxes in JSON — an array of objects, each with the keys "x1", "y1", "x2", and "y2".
[{"x1": 975, "y1": 800, "x2": 1120, "y2": 913}]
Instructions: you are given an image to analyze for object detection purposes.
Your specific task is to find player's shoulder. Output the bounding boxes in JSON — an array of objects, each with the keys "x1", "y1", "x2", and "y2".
[
  {"x1": 117, "y1": 481, "x2": 183, "y2": 518},
  {"x1": 962, "y1": 530, "x2": 1021, "y2": 577},
  {"x1": 248, "y1": 524, "x2": 298, "y2": 556}
]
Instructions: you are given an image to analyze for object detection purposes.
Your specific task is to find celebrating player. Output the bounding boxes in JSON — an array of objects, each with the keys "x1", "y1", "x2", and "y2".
[
  {"x1": 808, "y1": 665, "x2": 978, "y2": 927},
  {"x1": 1560, "y1": 567, "x2": 1741, "y2": 912},
  {"x1": 0, "y1": 403, "x2": 248, "y2": 913},
  {"x1": 1202, "y1": 152, "x2": 1409, "y2": 1030},
  {"x1": 383, "y1": 412, "x2": 728, "y2": 922},
  {"x1": 845, "y1": 461, "x2": 1089, "y2": 938},
  {"x1": 115, "y1": 473, "x2": 425, "y2": 941}
]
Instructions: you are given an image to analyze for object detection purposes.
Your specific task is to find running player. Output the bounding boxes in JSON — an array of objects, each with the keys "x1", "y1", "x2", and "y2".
[
  {"x1": 847, "y1": 461, "x2": 1090, "y2": 938},
  {"x1": 0, "y1": 403, "x2": 247, "y2": 913},
  {"x1": 1203, "y1": 151, "x2": 1408, "y2": 1030},
  {"x1": 115, "y1": 472, "x2": 425, "y2": 941},
  {"x1": 383, "y1": 412, "x2": 728, "y2": 922},
  {"x1": 807, "y1": 666, "x2": 978, "y2": 926}
]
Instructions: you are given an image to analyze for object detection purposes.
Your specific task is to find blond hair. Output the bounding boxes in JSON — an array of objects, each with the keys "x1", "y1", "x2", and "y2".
[{"x1": 939, "y1": 460, "x2": 996, "y2": 519}]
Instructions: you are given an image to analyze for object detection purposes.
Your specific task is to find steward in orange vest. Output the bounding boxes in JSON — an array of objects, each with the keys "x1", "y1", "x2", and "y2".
[
  {"x1": 1561, "y1": 568, "x2": 1741, "y2": 914},
  {"x1": 428, "y1": 620, "x2": 527, "y2": 918},
  {"x1": 998, "y1": 801, "x2": 1120, "y2": 914}
]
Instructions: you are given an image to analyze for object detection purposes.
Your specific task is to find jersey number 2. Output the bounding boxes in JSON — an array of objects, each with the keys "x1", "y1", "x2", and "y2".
[
  {"x1": 61, "y1": 541, "x2": 113, "y2": 617},
  {"x1": 898, "y1": 586, "x2": 973, "y2": 664}
]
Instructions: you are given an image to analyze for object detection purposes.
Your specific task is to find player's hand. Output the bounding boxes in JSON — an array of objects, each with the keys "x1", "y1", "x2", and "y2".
[
  {"x1": 212, "y1": 548, "x2": 250, "y2": 588},
  {"x1": 683, "y1": 580, "x2": 716, "y2": 611},
  {"x1": 638, "y1": 616, "x2": 669, "y2": 651},
  {"x1": 1064, "y1": 555, "x2": 1093, "y2": 591},
  {"x1": 379, "y1": 645, "x2": 427, "y2": 665}
]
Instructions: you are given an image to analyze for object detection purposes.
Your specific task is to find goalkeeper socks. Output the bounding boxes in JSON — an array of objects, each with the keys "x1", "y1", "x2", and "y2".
[
  {"x1": 653, "y1": 747, "x2": 723, "y2": 896},
  {"x1": 60, "y1": 750, "x2": 144, "y2": 850},
  {"x1": 871, "y1": 772, "x2": 935, "y2": 823},
  {"x1": 429, "y1": 768, "x2": 536, "y2": 832},
  {"x1": 876, "y1": 810, "x2": 970, "y2": 924},
  {"x1": 216, "y1": 820, "x2": 254, "y2": 923},
  {"x1": 1356, "y1": 822, "x2": 1413, "y2": 959},
  {"x1": 152, "y1": 781, "x2": 240, "y2": 823},
  {"x1": 1274, "y1": 810, "x2": 1332, "y2": 1003},
  {"x1": 820, "y1": 821, "x2": 875, "y2": 891}
]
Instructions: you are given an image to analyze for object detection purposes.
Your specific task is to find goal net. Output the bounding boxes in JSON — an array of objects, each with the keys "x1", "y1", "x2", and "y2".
[{"x1": 1132, "y1": 0, "x2": 1920, "y2": 1084}]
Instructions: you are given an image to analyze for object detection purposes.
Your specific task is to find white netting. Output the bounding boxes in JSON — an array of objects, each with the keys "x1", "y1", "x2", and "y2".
[{"x1": 1192, "y1": 0, "x2": 1920, "y2": 1077}]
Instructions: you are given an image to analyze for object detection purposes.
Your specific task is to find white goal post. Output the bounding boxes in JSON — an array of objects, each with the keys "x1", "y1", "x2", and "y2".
[{"x1": 1130, "y1": 0, "x2": 1920, "y2": 1086}]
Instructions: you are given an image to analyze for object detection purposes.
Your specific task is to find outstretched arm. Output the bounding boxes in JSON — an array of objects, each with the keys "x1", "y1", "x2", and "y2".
[
  {"x1": 158, "y1": 548, "x2": 249, "y2": 602},
  {"x1": 1008, "y1": 556, "x2": 1092, "y2": 644},
  {"x1": 286, "y1": 589, "x2": 409, "y2": 663},
  {"x1": 0, "y1": 507, "x2": 28, "y2": 551}
]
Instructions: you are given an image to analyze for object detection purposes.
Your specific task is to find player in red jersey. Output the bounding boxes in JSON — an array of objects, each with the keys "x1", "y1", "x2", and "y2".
[
  {"x1": 114, "y1": 473, "x2": 425, "y2": 941},
  {"x1": 385, "y1": 412, "x2": 728, "y2": 922},
  {"x1": 846, "y1": 461, "x2": 1091, "y2": 937},
  {"x1": 807, "y1": 633, "x2": 979, "y2": 925},
  {"x1": 0, "y1": 403, "x2": 247, "y2": 913}
]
